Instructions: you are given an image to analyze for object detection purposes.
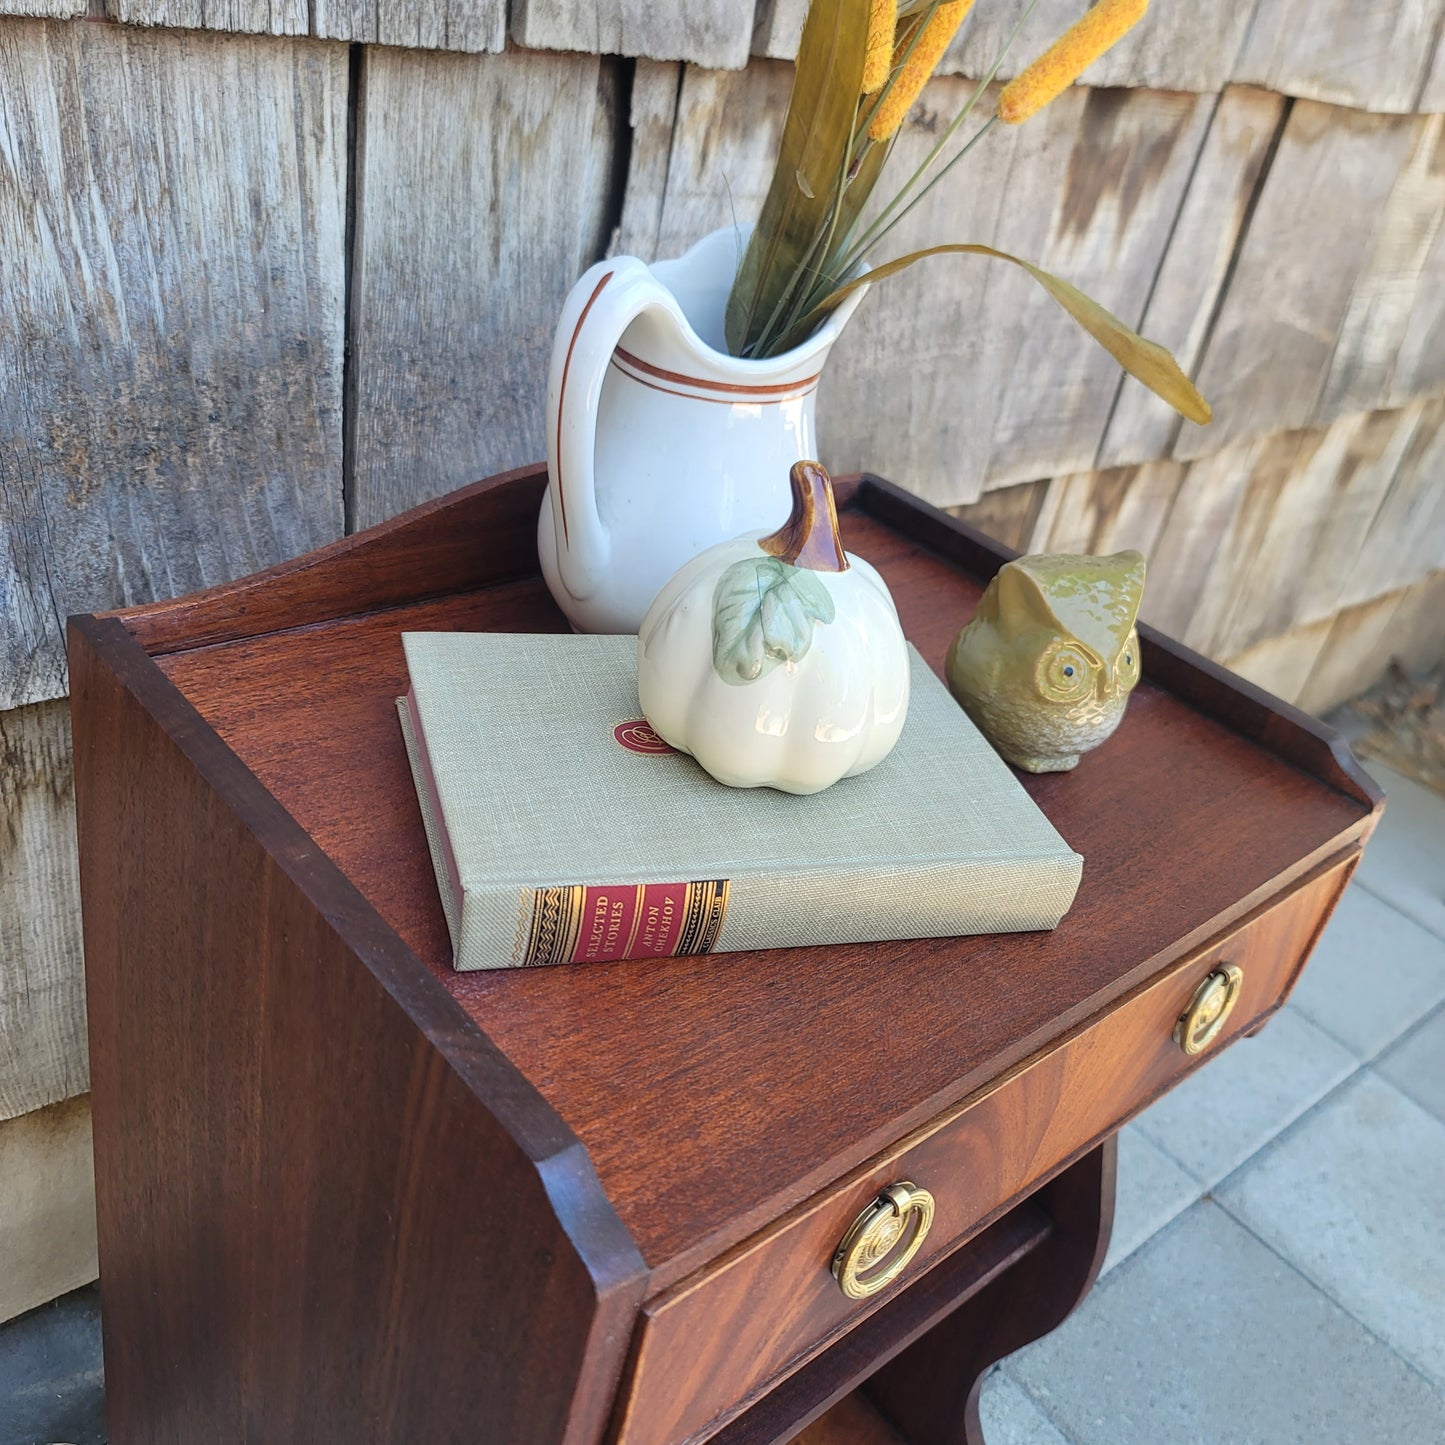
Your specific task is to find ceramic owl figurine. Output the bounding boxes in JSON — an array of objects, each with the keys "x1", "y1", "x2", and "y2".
[{"x1": 946, "y1": 550, "x2": 1146, "y2": 773}]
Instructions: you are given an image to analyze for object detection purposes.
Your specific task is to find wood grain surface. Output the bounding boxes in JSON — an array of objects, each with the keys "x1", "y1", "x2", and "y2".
[
  {"x1": 1222, "y1": 618, "x2": 1339, "y2": 710},
  {"x1": 789, "y1": 1391, "x2": 909, "y2": 1445},
  {"x1": 1386, "y1": 569, "x2": 1445, "y2": 678},
  {"x1": 1048, "y1": 394, "x2": 1445, "y2": 692},
  {"x1": 939, "y1": 0, "x2": 1256, "y2": 96},
  {"x1": 1338, "y1": 398, "x2": 1445, "y2": 609},
  {"x1": 70, "y1": 614, "x2": 646, "y2": 1445},
  {"x1": 1175, "y1": 101, "x2": 1420, "y2": 461},
  {"x1": 612, "y1": 60, "x2": 788, "y2": 263},
  {"x1": 751, "y1": 0, "x2": 1255, "y2": 96},
  {"x1": 748, "y1": 0, "x2": 807, "y2": 63},
  {"x1": 0, "y1": 0, "x2": 82, "y2": 15},
  {"x1": 910, "y1": 84, "x2": 1209, "y2": 496},
  {"x1": 347, "y1": 44, "x2": 620, "y2": 528},
  {"x1": 1316, "y1": 112, "x2": 1445, "y2": 420},
  {"x1": 946, "y1": 481, "x2": 1050, "y2": 555},
  {"x1": 1108, "y1": 400, "x2": 1445, "y2": 680},
  {"x1": 1234, "y1": 0, "x2": 1442, "y2": 115},
  {"x1": 0, "y1": 20, "x2": 346, "y2": 710},
  {"x1": 312, "y1": 0, "x2": 504, "y2": 50},
  {"x1": 0, "y1": 700, "x2": 87, "y2": 1119},
  {"x1": 113, "y1": 463, "x2": 548, "y2": 656},
  {"x1": 755, "y1": 0, "x2": 1445, "y2": 115},
  {"x1": 0, "y1": 1095, "x2": 97, "y2": 1326},
  {"x1": 864, "y1": 1139, "x2": 1116, "y2": 1445},
  {"x1": 711, "y1": 1199, "x2": 1053, "y2": 1445},
  {"x1": 1293, "y1": 569, "x2": 1445, "y2": 714},
  {"x1": 0, "y1": 0, "x2": 1428, "y2": 108},
  {"x1": 1422, "y1": 32, "x2": 1445, "y2": 112},
  {"x1": 136, "y1": 470, "x2": 1376, "y2": 1290},
  {"x1": 512, "y1": 0, "x2": 754, "y2": 69},
  {"x1": 608, "y1": 59, "x2": 685, "y2": 258},
  {"x1": 614, "y1": 859, "x2": 1351, "y2": 1445},
  {"x1": 1297, "y1": 588, "x2": 1433, "y2": 717},
  {"x1": 106, "y1": 0, "x2": 305, "y2": 35},
  {"x1": 1096, "y1": 85, "x2": 1288, "y2": 472},
  {"x1": 1181, "y1": 407, "x2": 1440, "y2": 661},
  {"x1": 1029, "y1": 460, "x2": 1186, "y2": 564},
  {"x1": 602, "y1": 62, "x2": 1445, "y2": 499}
]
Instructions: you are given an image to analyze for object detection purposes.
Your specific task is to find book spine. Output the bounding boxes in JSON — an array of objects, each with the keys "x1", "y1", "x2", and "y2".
[
  {"x1": 458, "y1": 855, "x2": 1083, "y2": 970},
  {"x1": 503, "y1": 881, "x2": 731, "y2": 967}
]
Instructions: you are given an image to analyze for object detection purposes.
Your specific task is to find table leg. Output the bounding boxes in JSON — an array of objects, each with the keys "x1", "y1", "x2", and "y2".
[{"x1": 860, "y1": 1134, "x2": 1117, "y2": 1445}]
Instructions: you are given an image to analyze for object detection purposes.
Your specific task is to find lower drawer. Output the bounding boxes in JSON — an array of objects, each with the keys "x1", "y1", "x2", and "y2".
[{"x1": 613, "y1": 853, "x2": 1354, "y2": 1445}]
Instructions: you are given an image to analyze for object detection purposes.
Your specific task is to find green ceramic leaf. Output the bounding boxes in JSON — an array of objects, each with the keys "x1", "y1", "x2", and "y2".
[{"x1": 712, "y1": 556, "x2": 837, "y2": 685}]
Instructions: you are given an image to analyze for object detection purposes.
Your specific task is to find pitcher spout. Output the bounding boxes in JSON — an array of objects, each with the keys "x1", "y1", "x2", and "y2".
[{"x1": 644, "y1": 225, "x2": 868, "y2": 386}]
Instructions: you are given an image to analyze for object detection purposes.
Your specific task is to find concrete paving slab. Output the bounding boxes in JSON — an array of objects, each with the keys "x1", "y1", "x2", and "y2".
[
  {"x1": 978, "y1": 1368, "x2": 1072, "y2": 1445},
  {"x1": 1288, "y1": 886, "x2": 1445, "y2": 1059},
  {"x1": 1132, "y1": 1007, "x2": 1356, "y2": 1187},
  {"x1": 1357, "y1": 764, "x2": 1445, "y2": 940},
  {"x1": 1376, "y1": 1003, "x2": 1445, "y2": 1123},
  {"x1": 1007, "y1": 1200, "x2": 1445, "y2": 1445},
  {"x1": 0, "y1": 1286, "x2": 104, "y2": 1445},
  {"x1": 1100, "y1": 1125, "x2": 1200, "y2": 1276},
  {"x1": 1218, "y1": 1070, "x2": 1445, "y2": 1390}
]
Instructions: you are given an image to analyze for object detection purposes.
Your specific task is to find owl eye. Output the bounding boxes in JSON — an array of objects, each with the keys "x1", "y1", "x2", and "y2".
[
  {"x1": 1116, "y1": 631, "x2": 1141, "y2": 685},
  {"x1": 1037, "y1": 643, "x2": 1093, "y2": 701}
]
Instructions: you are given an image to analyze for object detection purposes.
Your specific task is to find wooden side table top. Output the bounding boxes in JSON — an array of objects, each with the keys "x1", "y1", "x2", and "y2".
[{"x1": 69, "y1": 467, "x2": 1380, "y2": 1445}]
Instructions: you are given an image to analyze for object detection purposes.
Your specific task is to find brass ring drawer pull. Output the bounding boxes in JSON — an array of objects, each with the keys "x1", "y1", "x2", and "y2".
[
  {"x1": 831, "y1": 1181, "x2": 935, "y2": 1300},
  {"x1": 1175, "y1": 964, "x2": 1244, "y2": 1056}
]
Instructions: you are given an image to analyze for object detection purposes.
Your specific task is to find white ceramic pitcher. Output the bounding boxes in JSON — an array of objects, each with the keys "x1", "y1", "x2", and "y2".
[{"x1": 539, "y1": 226, "x2": 869, "y2": 633}]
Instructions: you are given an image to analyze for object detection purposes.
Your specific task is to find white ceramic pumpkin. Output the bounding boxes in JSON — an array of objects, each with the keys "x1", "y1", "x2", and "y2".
[{"x1": 637, "y1": 462, "x2": 910, "y2": 795}]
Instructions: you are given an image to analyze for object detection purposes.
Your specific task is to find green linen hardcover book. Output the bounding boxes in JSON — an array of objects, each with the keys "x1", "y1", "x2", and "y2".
[{"x1": 396, "y1": 632, "x2": 1082, "y2": 970}]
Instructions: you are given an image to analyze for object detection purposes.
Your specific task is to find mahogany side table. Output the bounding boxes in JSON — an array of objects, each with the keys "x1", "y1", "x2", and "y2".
[{"x1": 68, "y1": 468, "x2": 1381, "y2": 1445}]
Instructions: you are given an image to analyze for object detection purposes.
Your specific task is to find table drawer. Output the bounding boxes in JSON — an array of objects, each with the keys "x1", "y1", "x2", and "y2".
[{"x1": 613, "y1": 853, "x2": 1354, "y2": 1445}]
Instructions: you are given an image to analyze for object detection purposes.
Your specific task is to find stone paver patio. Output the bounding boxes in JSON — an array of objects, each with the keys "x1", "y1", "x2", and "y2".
[{"x1": 980, "y1": 762, "x2": 1445, "y2": 1445}]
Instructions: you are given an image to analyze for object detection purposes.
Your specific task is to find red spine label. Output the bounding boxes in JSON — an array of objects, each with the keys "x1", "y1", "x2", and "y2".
[{"x1": 517, "y1": 880, "x2": 729, "y2": 967}]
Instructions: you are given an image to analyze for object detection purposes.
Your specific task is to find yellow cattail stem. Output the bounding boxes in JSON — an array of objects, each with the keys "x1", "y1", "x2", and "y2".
[
  {"x1": 868, "y1": 1, "x2": 976, "y2": 140},
  {"x1": 863, "y1": 0, "x2": 898, "y2": 93},
  {"x1": 997, "y1": 0, "x2": 1149, "y2": 125}
]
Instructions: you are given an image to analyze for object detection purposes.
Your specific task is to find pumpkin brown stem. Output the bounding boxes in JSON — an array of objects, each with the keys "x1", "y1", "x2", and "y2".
[{"x1": 760, "y1": 461, "x2": 849, "y2": 573}]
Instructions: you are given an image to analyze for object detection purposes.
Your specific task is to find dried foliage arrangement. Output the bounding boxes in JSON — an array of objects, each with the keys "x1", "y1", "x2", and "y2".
[{"x1": 725, "y1": 0, "x2": 1211, "y2": 427}]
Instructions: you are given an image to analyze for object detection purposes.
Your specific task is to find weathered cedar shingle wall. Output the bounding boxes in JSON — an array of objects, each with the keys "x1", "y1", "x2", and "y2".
[
  {"x1": 0, "y1": 21, "x2": 351, "y2": 1173},
  {"x1": 2, "y1": 0, "x2": 1443, "y2": 1318}
]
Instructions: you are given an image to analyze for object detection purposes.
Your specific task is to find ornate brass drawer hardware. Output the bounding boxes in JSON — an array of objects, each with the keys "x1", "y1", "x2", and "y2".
[
  {"x1": 1174, "y1": 964, "x2": 1244, "y2": 1056},
  {"x1": 831, "y1": 1181, "x2": 935, "y2": 1300}
]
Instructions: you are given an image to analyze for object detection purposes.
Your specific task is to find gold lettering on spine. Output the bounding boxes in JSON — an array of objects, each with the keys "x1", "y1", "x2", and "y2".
[
  {"x1": 519, "y1": 880, "x2": 731, "y2": 966},
  {"x1": 583, "y1": 893, "x2": 609, "y2": 958}
]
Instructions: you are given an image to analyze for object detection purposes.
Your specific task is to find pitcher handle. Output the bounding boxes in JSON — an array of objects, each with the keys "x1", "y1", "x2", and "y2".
[{"x1": 545, "y1": 255, "x2": 674, "y2": 603}]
